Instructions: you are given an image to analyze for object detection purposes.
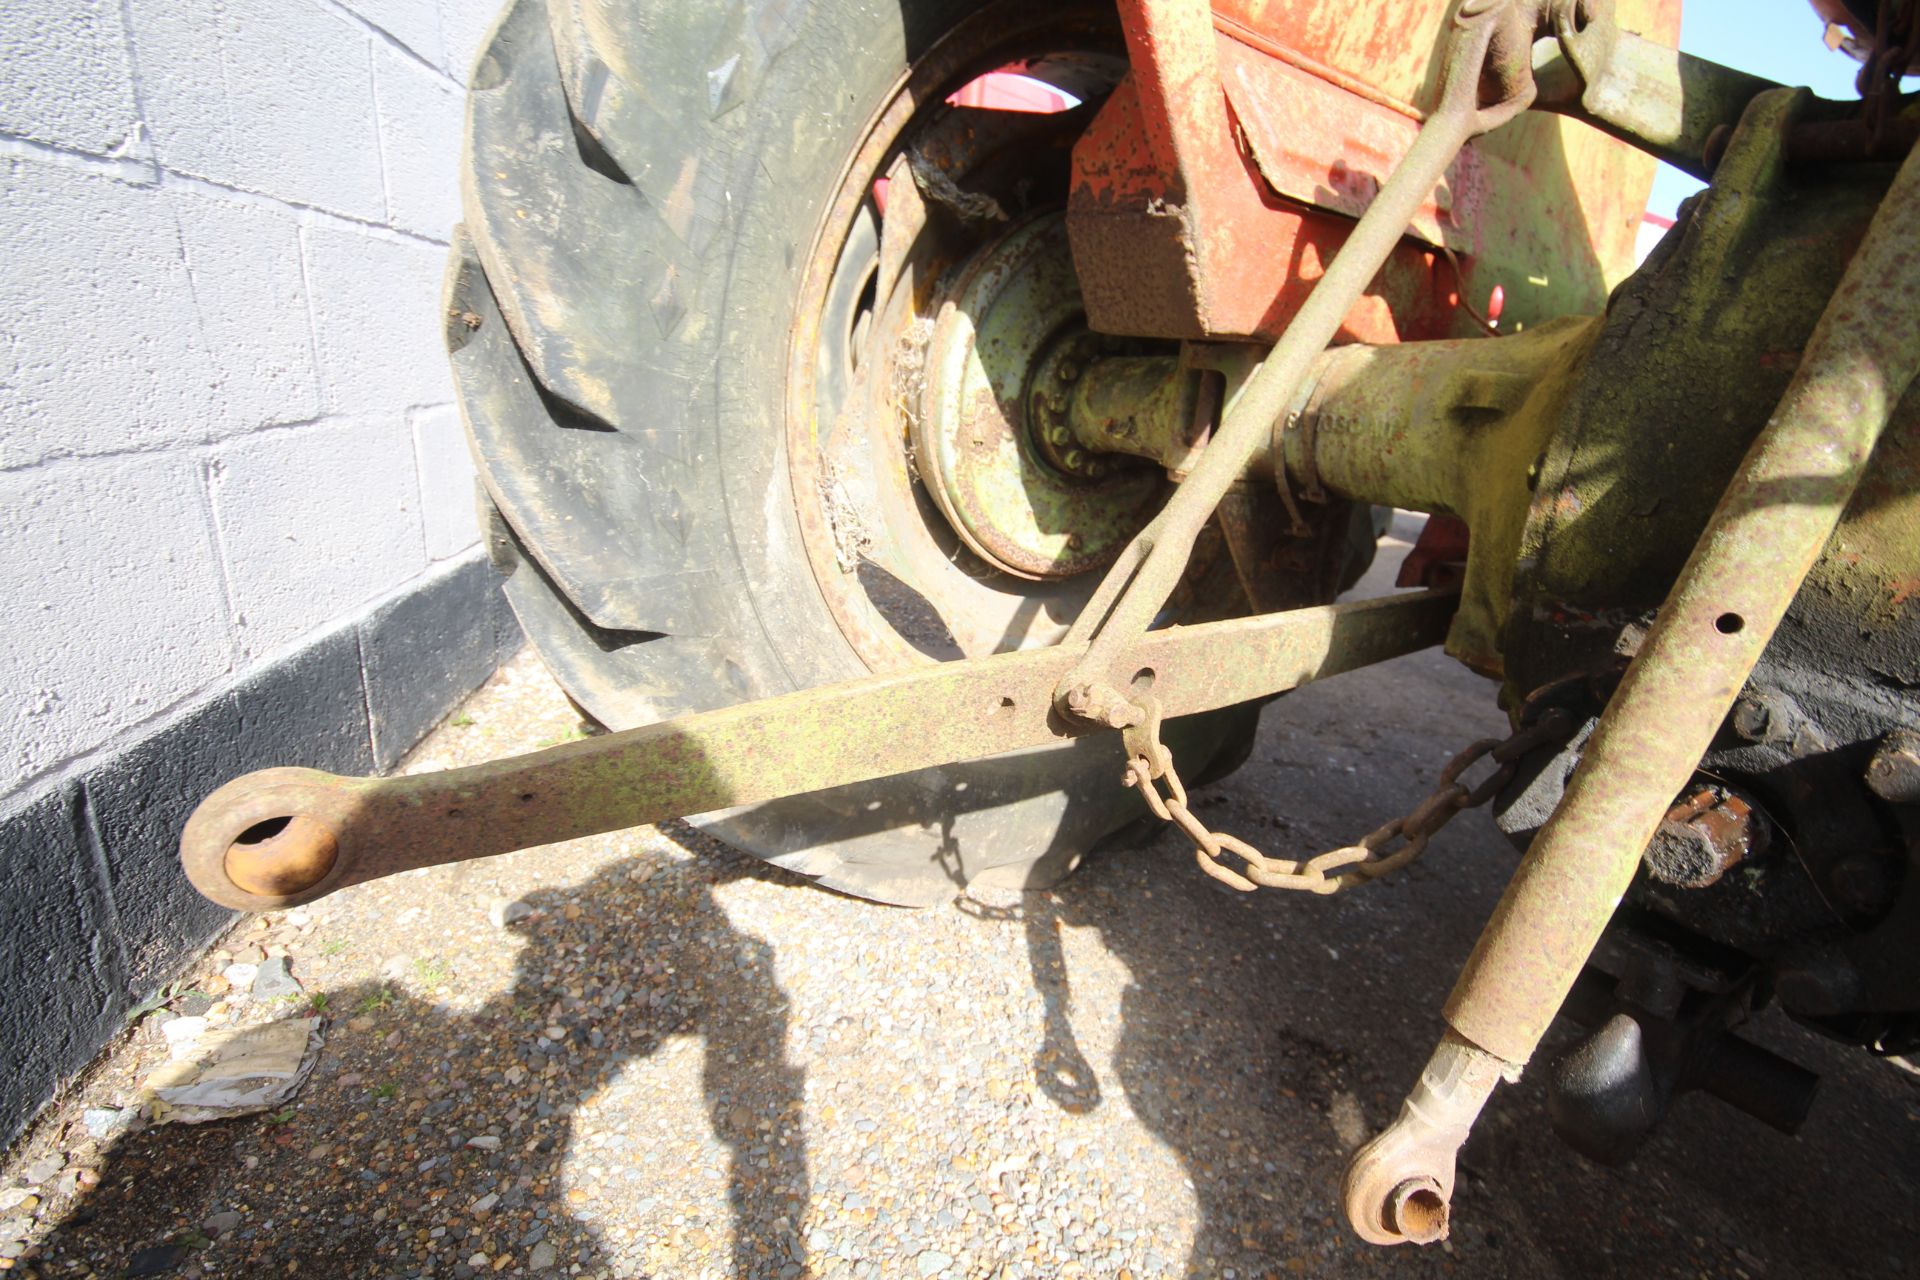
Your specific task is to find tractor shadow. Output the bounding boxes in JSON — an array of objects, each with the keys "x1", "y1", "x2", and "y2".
[
  {"x1": 1001, "y1": 659, "x2": 1920, "y2": 1279},
  {"x1": 26, "y1": 851, "x2": 810, "y2": 1279}
]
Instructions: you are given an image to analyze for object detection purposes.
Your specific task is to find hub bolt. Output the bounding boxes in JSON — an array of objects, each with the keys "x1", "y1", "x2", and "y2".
[
  {"x1": 1644, "y1": 783, "x2": 1768, "y2": 889},
  {"x1": 1865, "y1": 729, "x2": 1920, "y2": 804}
]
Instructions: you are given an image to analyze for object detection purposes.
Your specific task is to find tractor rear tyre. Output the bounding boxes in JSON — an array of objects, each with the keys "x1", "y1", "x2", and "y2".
[{"x1": 445, "y1": 0, "x2": 1359, "y2": 904}]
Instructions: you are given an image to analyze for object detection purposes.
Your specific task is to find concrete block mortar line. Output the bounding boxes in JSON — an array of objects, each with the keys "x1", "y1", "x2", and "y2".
[
  {"x1": 74, "y1": 781, "x2": 138, "y2": 1013},
  {"x1": 0, "y1": 131, "x2": 157, "y2": 186},
  {"x1": 294, "y1": 216, "x2": 334, "y2": 426},
  {"x1": 320, "y1": 0, "x2": 466, "y2": 94},
  {"x1": 112, "y1": 0, "x2": 160, "y2": 165},
  {"x1": 366, "y1": 30, "x2": 395, "y2": 228},
  {"x1": 0, "y1": 129, "x2": 456, "y2": 250},
  {"x1": 0, "y1": 404, "x2": 461, "y2": 478},
  {"x1": 194, "y1": 452, "x2": 248, "y2": 674},
  {"x1": 408, "y1": 406, "x2": 435, "y2": 564},
  {"x1": 352, "y1": 625, "x2": 383, "y2": 781}
]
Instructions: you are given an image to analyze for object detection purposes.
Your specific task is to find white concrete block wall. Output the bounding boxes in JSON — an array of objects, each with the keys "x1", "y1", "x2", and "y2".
[{"x1": 0, "y1": 0, "x2": 504, "y2": 798}]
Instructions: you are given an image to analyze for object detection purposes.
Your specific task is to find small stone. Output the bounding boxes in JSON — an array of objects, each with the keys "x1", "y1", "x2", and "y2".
[
  {"x1": 252, "y1": 956, "x2": 301, "y2": 1000},
  {"x1": 348, "y1": 1017, "x2": 374, "y2": 1033},
  {"x1": 202, "y1": 975, "x2": 231, "y2": 997},
  {"x1": 467, "y1": 1136, "x2": 502, "y2": 1151},
  {"x1": 563, "y1": 904, "x2": 583, "y2": 921},
  {"x1": 488, "y1": 898, "x2": 533, "y2": 928},
  {"x1": 125, "y1": 1243, "x2": 189, "y2": 1277},
  {"x1": 309, "y1": 1144, "x2": 332, "y2": 1161},
  {"x1": 231, "y1": 946, "x2": 265, "y2": 965},
  {"x1": 917, "y1": 1250, "x2": 953, "y2": 1277},
  {"x1": 468, "y1": 1253, "x2": 489, "y2": 1269},
  {"x1": 0, "y1": 1190, "x2": 26, "y2": 1213},
  {"x1": 543, "y1": 1025, "x2": 566, "y2": 1041},
  {"x1": 221, "y1": 963, "x2": 259, "y2": 989},
  {"x1": 472, "y1": 1192, "x2": 500, "y2": 1214},
  {"x1": 82, "y1": 1107, "x2": 138, "y2": 1142},
  {"x1": 203, "y1": 1210, "x2": 243, "y2": 1237},
  {"x1": 529, "y1": 1240, "x2": 558, "y2": 1271},
  {"x1": 161, "y1": 1017, "x2": 209, "y2": 1048}
]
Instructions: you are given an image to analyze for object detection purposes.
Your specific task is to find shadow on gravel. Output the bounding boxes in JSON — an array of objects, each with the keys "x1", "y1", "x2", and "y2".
[
  {"x1": 27, "y1": 850, "x2": 812, "y2": 1279},
  {"x1": 1003, "y1": 718, "x2": 1920, "y2": 1280}
]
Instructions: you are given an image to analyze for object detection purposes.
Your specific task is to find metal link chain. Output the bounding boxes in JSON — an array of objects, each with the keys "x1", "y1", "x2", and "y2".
[{"x1": 1121, "y1": 698, "x2": 1575, "y2": 894}]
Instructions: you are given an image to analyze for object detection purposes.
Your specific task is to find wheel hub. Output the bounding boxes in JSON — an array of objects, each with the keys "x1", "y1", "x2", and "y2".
[{"x1": 912, "y1": 214, "x2": 1165, "y2": 580}]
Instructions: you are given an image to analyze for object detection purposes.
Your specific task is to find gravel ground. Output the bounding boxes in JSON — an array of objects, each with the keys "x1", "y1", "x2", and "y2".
[{"x1": 3, "y1": 522, "x2": 1918, "y2": 1279}]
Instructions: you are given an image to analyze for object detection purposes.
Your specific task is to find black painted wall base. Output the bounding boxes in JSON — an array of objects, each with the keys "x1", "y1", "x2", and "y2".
[{"x1": 0, "y1": 555, "x2": 521, "y2": 1147}]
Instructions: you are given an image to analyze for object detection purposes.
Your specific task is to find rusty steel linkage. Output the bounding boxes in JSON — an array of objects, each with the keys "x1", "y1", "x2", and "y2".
[
  {"x1": 1343, "y1": 89, "x2": 1920, "y2": 1246},
  {"x1": 182, "y1": 591, "x2": 1455, "y2": 912}
]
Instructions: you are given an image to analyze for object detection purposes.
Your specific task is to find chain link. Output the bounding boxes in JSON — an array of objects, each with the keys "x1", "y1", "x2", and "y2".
[{"x1": 1121, "y1": 698, "x2": 1575, "y2": 894}]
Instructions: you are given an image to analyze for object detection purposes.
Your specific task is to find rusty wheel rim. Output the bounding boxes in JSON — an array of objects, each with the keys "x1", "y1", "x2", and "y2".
[{"x1": 782, "y1": 4, "x2": 1149, "y2": 670}]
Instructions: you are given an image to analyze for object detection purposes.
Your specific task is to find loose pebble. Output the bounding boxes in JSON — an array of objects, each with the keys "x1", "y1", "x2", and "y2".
[{"x1": 489, "y1": 898, "x2": 533, "y2": 928}]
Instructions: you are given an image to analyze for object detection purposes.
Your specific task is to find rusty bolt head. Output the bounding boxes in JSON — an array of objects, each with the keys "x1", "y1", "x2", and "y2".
[
  {"x1": 1087, "y1": 462, "x2": 1107, "y2": 478},
  {"x1": 1063, "y1": 449, "x2": 1085, "y2": 470},
  {"x1": 1864, "y1": 729, "x2": 1920, "y2": 805},
  {"x1": 1643, "y1": 785, "x2": 1768, "y2": 889},
  {"x1": 1057, "y1": 361, "x2": 1080, "y2": 382},
  {"x1": 1046, "y1": 392, "x2": 1068, "y2": 414},
  {"x1": 1046, "y1": 424, "x2": 1070, "y2": 446},
  {"x1": 1731, "y1": 694, "x2": 1786, "y2": 743}
]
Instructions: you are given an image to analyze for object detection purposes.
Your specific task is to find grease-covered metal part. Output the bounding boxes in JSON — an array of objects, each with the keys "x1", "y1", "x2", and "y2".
[
  {"x1": 181, "y1": 591, "x2": 1454, "y2": 912},
  {"x1": 1344, "y1": 88, "x2": 1920, "y2": 1243},
  {"x1": 1644, "y1": 785, "x2": 1769, "y2": 889},
  {"x1": 912, "y1": 214, "x2": 1168, "y2": 580}
]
